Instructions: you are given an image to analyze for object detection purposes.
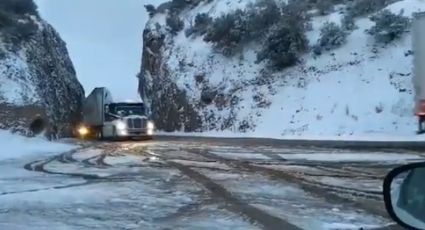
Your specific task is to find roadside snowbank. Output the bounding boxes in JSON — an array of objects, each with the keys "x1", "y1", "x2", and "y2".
[
  {"x1": 0, "y1": 130, "x2": 76, "y2": 161},
  {"x1": 156, "y1": 131, "x2": 425, "y2": 142},
  {"x1": 278, "y1": 153, "x2": 423, "y2": 162}
]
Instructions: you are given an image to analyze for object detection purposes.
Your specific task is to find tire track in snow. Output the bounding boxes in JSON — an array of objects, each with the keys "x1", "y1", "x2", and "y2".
[
  {"x1": 256, "y1": 164, "x2": 383, "y2": 198},
  {"x1": 96, "y1": 154, "x2": 110, "y2": 167},
  {"x1": 81, "y1": 155, "x2": 100, "y2": 166},
  {"x1": 195, "y1": 149, "x2": 382, "y2": 198},
  {"x1": 24, "y1": 146, "x2": 108, "y2": 180},
  {"x1": 0, "y1": 176, "x2": 136, "y2": 197},
  {"x1": 0, "y1": 181, "x2": 94, "y2": 196},
  {"x1": 143, "y1": 149, "x2": 301, "y2": 230},
  {"x1": 314, "y1": 165, "x2": 385, "y2": 179},
  {"x1": 23, "y1": 143, "x2": 160, "y2": 181},
  {"x1": 184, "y1": 148, "x2": 390, "y2": 219},
  {"x1": 25, "y1": 155, "x2": 102, "y2": 180},
  {"x1": 277, "y1": 161, "x2": 389, "y2": 179},
  {"x1": 56, "y1": 150, "x2": 78, "y2": 164},
  {"x1": 16, "y1": 144, "x2": 143, "y2": 196},
  {"x1": 80, "y1": 154, "x2": 110, "y2": 167}
]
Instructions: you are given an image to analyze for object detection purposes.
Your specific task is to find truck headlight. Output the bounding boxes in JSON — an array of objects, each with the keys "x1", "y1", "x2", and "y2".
[
  {"x1": 147, "y1": 121, "x2": 154, "y2": 130},
  {"x1": 116, "y1": 121, "x2": 126, "y2": 130},
  {"x1": 78, "y1": 126, "x2": 89, "y2": 136}
]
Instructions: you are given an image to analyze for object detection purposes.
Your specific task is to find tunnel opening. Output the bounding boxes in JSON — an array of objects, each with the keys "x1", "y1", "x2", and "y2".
[{"x1": 29, "y1": 115, "x2": 46, "y2": 136}]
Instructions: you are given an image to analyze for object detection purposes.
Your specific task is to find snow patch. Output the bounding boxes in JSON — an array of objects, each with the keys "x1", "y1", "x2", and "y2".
[
  {"x1": 171, "y1": 159, "x2": 231, "y2": 170},
  {"x1": 208, "y1": 0, "x2": 254, "y2": 18},
  {"x1": 68, "y1": 149, "x2": 101, "y2": 161},
  {"x1": 104, "y1": 154, "x2": 148, "y2": 165},
  {"x1": 0, "y1": 50, "x2": 39, "y2": 105},
  {"x1": 0, "y1": 130, "x2": 75, "y2": 161},
  {"x1": 386, "y1": 0, "x2": 425, "y2": 16},
  {"x1": 307, "y1": 11, "x2": 344, "y2": 46},
  {"x1": 210, "y1": 151, "x2": 271, "y2": 160},
  {"x1": 30, "y1": 15, "x2": 45, "y2": 31}
]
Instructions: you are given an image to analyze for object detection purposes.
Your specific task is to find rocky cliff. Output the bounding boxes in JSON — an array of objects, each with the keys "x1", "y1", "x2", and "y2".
[
  {"x1": 139, "y1": 0, "x2": 424, "y2": 137},
  {"x1": 0, "y1": 0, "x2": 84, "y2": 136},
  {"x1": 139, "y1": 24, "x2": 202, "y2": 132}
]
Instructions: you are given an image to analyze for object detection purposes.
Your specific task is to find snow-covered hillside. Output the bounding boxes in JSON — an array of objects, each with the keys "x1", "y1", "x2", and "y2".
[{"x1": 139, "y1": 0, "x2": 425, "y2": 138}]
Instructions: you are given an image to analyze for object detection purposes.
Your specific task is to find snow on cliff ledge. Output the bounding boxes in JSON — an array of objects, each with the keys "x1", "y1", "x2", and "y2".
[
  {"x1": 0, "y1": 47, "x2": 39, "y2": 106},
  {"x1": 143, "y1": 0, "x2": 425, "y2": 138}
]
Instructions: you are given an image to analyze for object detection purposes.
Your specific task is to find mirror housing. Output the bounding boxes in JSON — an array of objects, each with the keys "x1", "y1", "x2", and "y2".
[{"x1": 383, "y1": 162, "x2": 425, "y2": 230}]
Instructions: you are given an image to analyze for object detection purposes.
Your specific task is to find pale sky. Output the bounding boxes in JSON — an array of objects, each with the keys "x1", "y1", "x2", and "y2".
[{"x1": 35, "y1": 0, "x2": 165, "y2": 101}]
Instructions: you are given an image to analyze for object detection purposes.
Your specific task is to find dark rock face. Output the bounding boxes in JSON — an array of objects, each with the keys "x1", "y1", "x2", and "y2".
[
  {"x1": 138, "y1": 26, "x2": 201, "y2": 132},
  {"x1": 0, "y1": 7, "x2": 84, "y2": 137},
  {"x1": 25, "y1": 23, "x2": 85, "y2": 136}
]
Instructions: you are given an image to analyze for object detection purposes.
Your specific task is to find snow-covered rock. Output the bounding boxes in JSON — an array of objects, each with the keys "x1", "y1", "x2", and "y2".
[
  {"x1": 139, "y1": 0, "x2": 425, "y2": 137},
  {"x1": 0, "y1": 1, "x2": 84, "y2": 136}
]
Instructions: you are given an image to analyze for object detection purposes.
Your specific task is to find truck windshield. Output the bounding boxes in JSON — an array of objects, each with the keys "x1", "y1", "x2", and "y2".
[{"x1": 113, "y1": 105, "x2": 145, "y2": 116}]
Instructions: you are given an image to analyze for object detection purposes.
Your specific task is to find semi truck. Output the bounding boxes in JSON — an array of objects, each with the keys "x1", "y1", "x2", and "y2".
[
  {"x1": 413, "y1": 12, "x2": 425, "y2": 133},
  {"x1": 76, "y1": 87, "x2": 154, "y2": 139}
]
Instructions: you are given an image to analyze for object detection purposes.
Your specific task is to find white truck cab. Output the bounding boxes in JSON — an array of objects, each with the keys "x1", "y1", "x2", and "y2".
[{"x1": 102, "y1": 103, "x2": 154, "y2": 138}]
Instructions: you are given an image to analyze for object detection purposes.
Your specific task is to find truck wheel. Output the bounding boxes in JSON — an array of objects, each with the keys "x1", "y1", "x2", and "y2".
[
  {"x1": 96, "y1": 129, "x2": 103, "y2": 140},
  {"x1": 418, "y1": 117, "x2": 425, "y2": 134},
  {"x1": 112, "y1": 127, "x2": 117, "y2": 141}
]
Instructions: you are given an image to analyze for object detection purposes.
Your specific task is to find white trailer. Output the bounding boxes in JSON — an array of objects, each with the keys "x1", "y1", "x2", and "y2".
[
  {"x1": 77, "y1": 87, "x2": 154, "y2": 139},
  {"x1": 82, "y1": 87, "x2": 113, "y2": 127},
  {"x1": 413, "y1": 12, "x2": 425, "y2": 133}
]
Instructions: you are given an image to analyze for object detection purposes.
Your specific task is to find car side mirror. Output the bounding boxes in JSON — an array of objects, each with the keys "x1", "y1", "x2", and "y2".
[{"x1": 383, "y1": 162, "x2": 425, "y2": 230}]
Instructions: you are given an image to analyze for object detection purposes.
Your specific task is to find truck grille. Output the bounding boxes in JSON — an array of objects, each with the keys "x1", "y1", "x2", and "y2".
[{"x1": 127, "y1": 118, "x2": 146, "y2": 129}]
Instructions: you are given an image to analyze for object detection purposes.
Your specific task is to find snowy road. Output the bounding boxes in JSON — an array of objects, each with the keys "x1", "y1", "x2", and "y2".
[{"x1": 1, "y1": 138, "x2": 424, "y2": 230}]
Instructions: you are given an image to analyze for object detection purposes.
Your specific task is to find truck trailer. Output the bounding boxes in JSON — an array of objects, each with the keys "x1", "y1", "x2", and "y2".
[
  {"x1": 77, "y1": 87, "x2": 154, "y2": 139},
  {"x1": 413, "y1": 12, "x2": 425, "y2": 133}
]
